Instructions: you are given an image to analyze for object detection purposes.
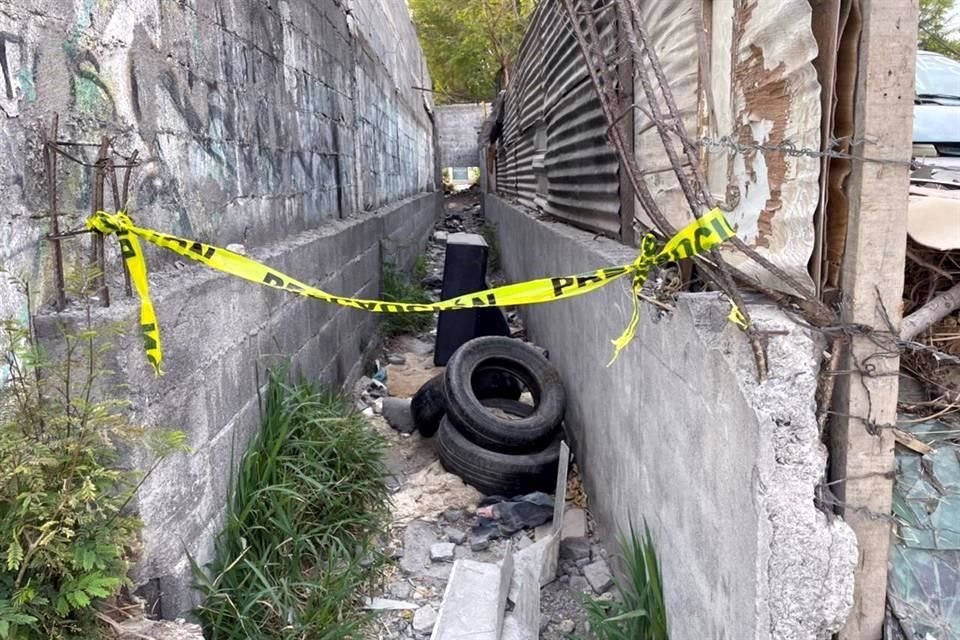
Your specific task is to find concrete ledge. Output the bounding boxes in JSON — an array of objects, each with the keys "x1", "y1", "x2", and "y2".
[
  {"x1": 484, "y1": 194, "x2": 857, "y2": 640},
  {"x1": 35, "y1": 191, "x2": 440, "y2": 617}
]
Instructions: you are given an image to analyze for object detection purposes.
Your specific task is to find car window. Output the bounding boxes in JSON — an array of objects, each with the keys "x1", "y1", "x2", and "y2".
[{"x1": 916, "y1": 52, "x2": 960, "y2": 97}]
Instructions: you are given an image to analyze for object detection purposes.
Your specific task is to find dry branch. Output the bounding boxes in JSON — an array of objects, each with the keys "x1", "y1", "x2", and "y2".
[{"x1": 900, "y1": 281, "x2": 960, "y2": 341}]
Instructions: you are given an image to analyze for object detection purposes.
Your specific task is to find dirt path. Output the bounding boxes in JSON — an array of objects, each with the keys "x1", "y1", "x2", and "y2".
[{"x1": 356, "y1": 191, "x2": 611, "y2": 639}]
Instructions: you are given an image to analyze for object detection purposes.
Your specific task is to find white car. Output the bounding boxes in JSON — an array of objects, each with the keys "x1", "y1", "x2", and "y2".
[{"x1": 912, "y1": 50, "x2": 960, "y2": 187}]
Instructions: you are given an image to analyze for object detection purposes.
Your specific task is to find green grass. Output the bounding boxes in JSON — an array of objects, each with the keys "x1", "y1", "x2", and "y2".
[
  {"x1": 578, "y1": 523, "x2": 669, "y2": 640},
  {"x1": 381, "y1": 262, "x2": 433, "y2": 336},
  {"x1": 192, "y1": 373, "x2": 390, "y2": 640}
]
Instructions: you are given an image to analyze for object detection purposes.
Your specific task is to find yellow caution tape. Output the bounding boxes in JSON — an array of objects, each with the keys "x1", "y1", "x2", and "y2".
[
  {"x1": 728, "y1": 302, "x2": 750, "y2": 331},
  {"x1": 87, "y1": 208, "x2": 737, "y2": 375}
]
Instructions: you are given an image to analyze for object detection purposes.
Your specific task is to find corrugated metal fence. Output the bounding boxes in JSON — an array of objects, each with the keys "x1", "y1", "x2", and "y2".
[{"x1": 494, "y1": 0, "x2": 629, "y2": 240}]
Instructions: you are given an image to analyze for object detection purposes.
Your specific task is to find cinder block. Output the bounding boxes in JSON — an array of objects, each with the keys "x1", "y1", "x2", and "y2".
[{"x1": 431, "y1": 559, "x2": 509, "y2": 640}]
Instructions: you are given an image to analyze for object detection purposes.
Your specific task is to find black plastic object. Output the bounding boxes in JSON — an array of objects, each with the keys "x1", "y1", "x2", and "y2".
[
  {"x1": 437, "y1": 402, "x2": 562, "y2": 496},
  {"x1": 444, "y1": 336, "x2": 565, "y2": 454},
  {"x1": 434, "y1": 233, "x2": 510, "y2": 366},
  {"x1": 411, "y1": 374, "x2": 446, "y2": 437}
]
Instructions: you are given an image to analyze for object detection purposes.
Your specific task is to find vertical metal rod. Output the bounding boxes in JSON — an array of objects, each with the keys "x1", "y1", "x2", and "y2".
[
  {"x1": 90, "y1": 137, "x2": 110, "y2": 307},
  {"x1": 46, "y1": 115, "x2": 67, "y2": 310},
  {"x1": 121, "y1": 150, "x2": 138, "y2": 209}
]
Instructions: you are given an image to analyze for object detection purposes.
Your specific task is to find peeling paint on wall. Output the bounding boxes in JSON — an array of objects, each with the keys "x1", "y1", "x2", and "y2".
[{"x1": 709, "y1": 0, "x2": 821, "y2": 294}]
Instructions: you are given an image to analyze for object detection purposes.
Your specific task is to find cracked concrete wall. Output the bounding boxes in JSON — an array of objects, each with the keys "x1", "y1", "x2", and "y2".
[
  {"x1": 436, "y1": 102, "x2": 490, "y2": 168},
  {"x1": 2, "y1": 0, "x2": 438, "y2": 618},
  {"x1": 485, "y1": 194, "x2": 857, "y2": 640}
]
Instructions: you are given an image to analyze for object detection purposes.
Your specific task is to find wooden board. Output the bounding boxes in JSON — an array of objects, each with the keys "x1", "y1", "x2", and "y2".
[{"x1": 829, "y1": 1, "x2": 917, "y2": 637}]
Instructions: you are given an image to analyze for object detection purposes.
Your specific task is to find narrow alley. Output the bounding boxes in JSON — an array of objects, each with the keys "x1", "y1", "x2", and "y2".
[{"x1": 0, "y1": 0, "x2": 954, "y2": 639}]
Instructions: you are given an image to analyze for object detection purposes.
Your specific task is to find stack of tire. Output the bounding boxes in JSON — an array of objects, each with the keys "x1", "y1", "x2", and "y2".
[{"x1": 411, "y1": 336, "x2": 567, "y2": 496}]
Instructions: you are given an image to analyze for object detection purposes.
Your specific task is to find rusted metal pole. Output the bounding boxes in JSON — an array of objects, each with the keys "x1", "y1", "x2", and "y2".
[
  {"x1": 45, "y1": 115, "x2": 67, "y2": 310},
  {"x1": 89, "y1": 137, "x2": 111, "y2": 307}
]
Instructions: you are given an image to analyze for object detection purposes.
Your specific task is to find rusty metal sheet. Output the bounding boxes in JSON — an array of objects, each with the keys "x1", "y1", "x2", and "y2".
[
  {"x1": 629, "y1": 0, "x2": 821, "y2": 294},
  {"x1": 494, "y1": 0, "x2": 623, "y2": 237},
  {"x1": 632, "y1": 0, "x2": 701, "y2": 237},
  {"x1": 542, "y1": 0, "x2": 622, "y2": 235},
  {"x1": 708, "y1": 0, "x2": 822, "y2": 295}
]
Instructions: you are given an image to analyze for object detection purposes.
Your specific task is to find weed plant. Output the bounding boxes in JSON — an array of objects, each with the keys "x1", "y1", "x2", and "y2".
[
  {"x1": 578, "y1": 523, "x2": 669, "y2": 640},
  {"x1": 0, "y1": 282, "x2": 186, "y2": 639},
  {"x1": 380, "y1": 262, "x2": 433, "y2": 337},
  {"x1": 193, "y1": 373, "x2": 390, "y2": 639}
]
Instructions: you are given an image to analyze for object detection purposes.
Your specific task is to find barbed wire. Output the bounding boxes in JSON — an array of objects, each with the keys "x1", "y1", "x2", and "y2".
[{"x1": 688, "y1": 133, "x2": 960, "y2": 176}]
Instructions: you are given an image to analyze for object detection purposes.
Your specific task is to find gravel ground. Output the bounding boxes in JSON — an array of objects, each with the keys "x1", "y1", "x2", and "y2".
[{"x1": 357, "y1": 190, "x2": 607, "y2": 639}]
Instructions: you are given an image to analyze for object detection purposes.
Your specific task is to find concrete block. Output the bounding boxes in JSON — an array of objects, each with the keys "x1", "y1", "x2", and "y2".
[
  {"x1": 445, "y1": 528, "x2": 467, "y2": 545},
  {"x1": 561, "y1": 508, "x2": 587, "y2": 540},
  {"x1": 559, "y1": 537, "x2": 591, "y2": 562},
  {"x1": 583, "y1": 559, "x2": 614, "y2": 594},
  {"x1": 508, "y1": 533, "x2": 558, "y2": 604},
  {"x1": 382, "y1": 397, "x2": 415, "y2": 434},
  {"x1": 503, "y1": 561, "x2": 539, "y2": 640},
  {"x1": 431, "y1": 560, "x2": 508, "y2": 640},
  {"x1": 413, "y1": 605, "x2": 439, "y2": 633},
  {"x1": 431, "y1": 542, "x2": 456, "y2": 563},
  {"x1": 401, "y1": 520, "x2": 437, "y2": 575},
  {"x1": 551, "y1": 442, "x2": 571, "y2": 536}
]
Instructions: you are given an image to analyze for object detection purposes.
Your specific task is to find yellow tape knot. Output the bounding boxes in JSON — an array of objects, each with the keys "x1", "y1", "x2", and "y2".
[{"x1": 87, "y1": 210, "x2": 132, "y2": 235}]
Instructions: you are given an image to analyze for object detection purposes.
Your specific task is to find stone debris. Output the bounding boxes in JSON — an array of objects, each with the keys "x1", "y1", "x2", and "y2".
[
  {"x1": 421, "y1": 274, "x2": 443, "y2": 289},
  {"x1": 443, "y1": 508, "x2": 463, "y2": 523},
  {"x1": 389, "y1": 580, "x2": 413, "y2": 600},
  {"x1": 561, "y1": 508, "x2": 587, "y2": 540},
  {"x1": 401, "y1": 520, "x2": 437, "y2": 575},
  {"x1": 412, "y1": 604, "x2": 438, "y2": 633},
  {"x1": 390, "y1": 461, "x2": 483, "y2": 525},
  {"x1": 364, "y1": 597, "x2": 419, "y2": 610},
  {"x1": 382, "y1": 397, "x2": 415, "y2": 434},
  {"x1": 431, "y1": 542, "x2": 456, "y2": 562},
  {"x1": 115, "y1": 618, "x2": 203, "y2": 640},
  {"x1": 583, "y1": 558, "x2": 614, "y2": 594},
  {"x1": 354, "y1": 192, "x2": 605, "y2": 639},
  {"x1": 559, "y1": 536, "x2": 591, "y2": 562},
  {"x1": 446, "y1": 527, "x2": 467, "y2": 545}
]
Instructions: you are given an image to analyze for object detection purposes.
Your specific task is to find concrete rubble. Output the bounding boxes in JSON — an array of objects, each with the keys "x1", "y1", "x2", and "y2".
[{"x1": 354, "y1": 192, "x2": 609, "y2": 639}]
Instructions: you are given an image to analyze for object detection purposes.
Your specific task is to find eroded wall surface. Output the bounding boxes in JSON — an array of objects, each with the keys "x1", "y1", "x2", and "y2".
[
  {"x1": 1, "y1": 0, "x2": 438, "y2": 616},
  {"x1": 436, "y1": 102, "x2": 489, "y2": 168},
  {"x1": 486, "y1": 194, "x2": 857, "y2": 640},
  {"x1": 0, "y1": 0, "x2": 435, "y2": 321}
]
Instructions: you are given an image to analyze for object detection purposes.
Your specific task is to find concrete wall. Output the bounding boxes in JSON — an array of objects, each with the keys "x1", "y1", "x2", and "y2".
[
  {"x1": 36, "y1": 192, "x2": 439, "y2": 618},
  {"x1": 484, "y1": 194, "x2": 858, "y2": 640},
  {"x1": 0, "y1": 0, "x2": 435, "y2": 322},
  {"x1": 1, "y1": 0, "x2": 439, "y2": 618},
  {"x1": 437, "y1": 102, "x2": 490, "y2": 168}
]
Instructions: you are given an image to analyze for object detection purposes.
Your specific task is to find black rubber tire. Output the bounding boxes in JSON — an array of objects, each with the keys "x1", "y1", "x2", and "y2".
[
  {"x1": 437, "y1": 402, "x2": 561, "y2": 496},
  {"x1": 411, "y1": 370, "x2": 522, "y2": 438},
  {"x1": 411, "y1": 374, "x2": 445, "y2": 437},
  {"x1": 444, "y1": 336, "x2": 565, "y2": 454}
]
